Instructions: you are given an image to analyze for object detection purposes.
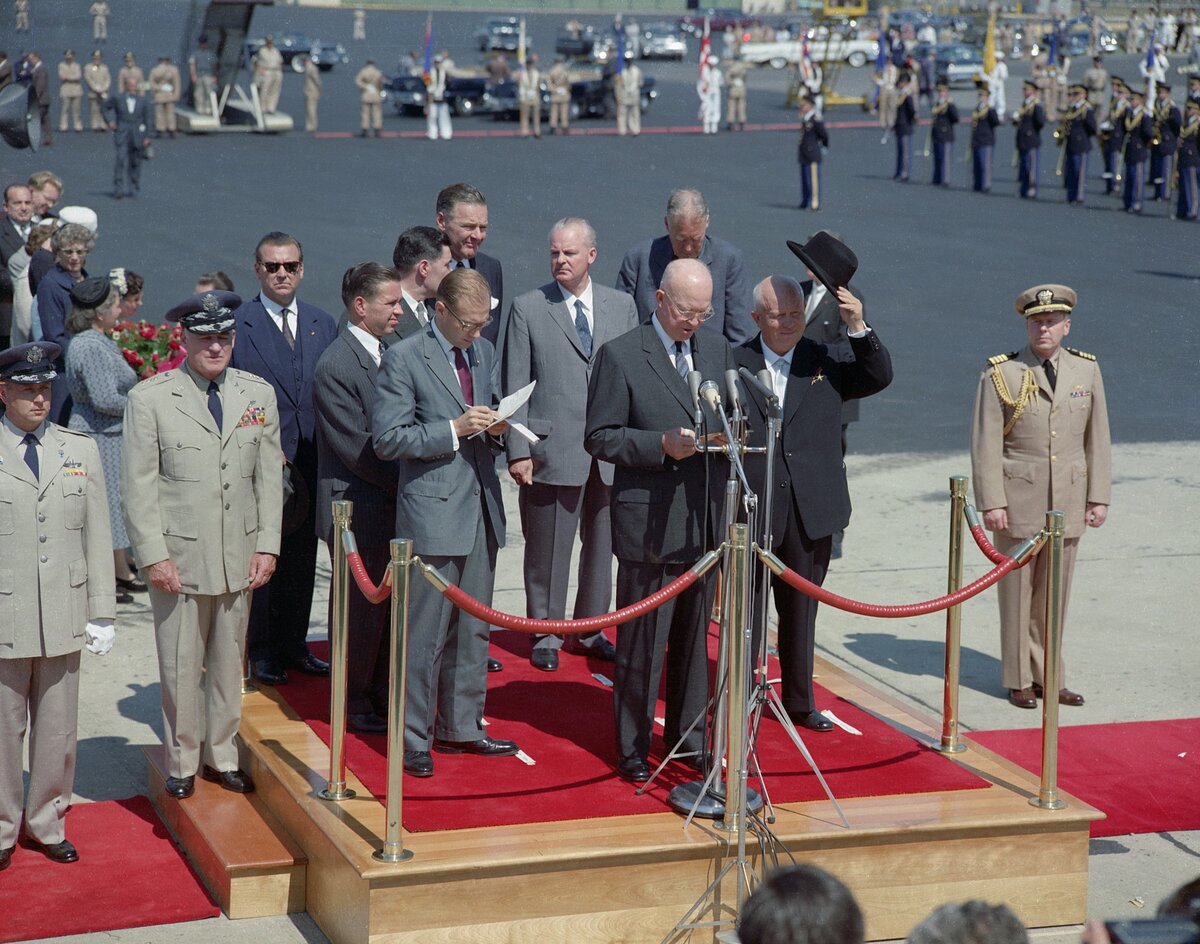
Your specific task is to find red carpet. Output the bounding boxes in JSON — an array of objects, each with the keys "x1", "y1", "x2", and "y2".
[
  {"x1": 279, "y1": 633, "x2": 987, "y2": 832},
  {"x1": 0, "y1": 795, "x2": 219, "y2": 942},
  {"x1": 971, "y1": 719, "x2": 1200, "y2": 838}
]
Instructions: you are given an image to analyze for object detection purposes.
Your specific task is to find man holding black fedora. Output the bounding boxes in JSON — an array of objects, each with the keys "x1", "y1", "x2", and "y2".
[{"x1": 735, "y1": 233, "x2": 893, "y2": 732}]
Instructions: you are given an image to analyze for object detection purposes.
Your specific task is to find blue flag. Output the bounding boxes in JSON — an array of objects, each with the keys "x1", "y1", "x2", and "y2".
[
  {"x1": 875, "y1": 29, "x2": 888, "y2": 72},
  {"x1": 614, "y1": 19, "x2": 625, "y2": 74}
]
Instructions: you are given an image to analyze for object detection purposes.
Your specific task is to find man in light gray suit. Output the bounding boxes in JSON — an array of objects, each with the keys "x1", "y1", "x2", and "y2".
[
  {"x1": 390, "y1": 225, "x2": 452, "y2": 341},
  {"x1": 315, "y1": 263, "x2": 403, "y2": 734},
  {"x1": 122, "y1": 292, "x2": 282, "y2": 800},
  {"x1": 615, "y1": 188, "x2": 754, "y2": 346},
  {"x1": 0, "y1": 342, "x2": 115, "y2": 870},
  {"x1": 372, "y1": 268, "x2": 521, "y2": 778},
  {"x1": 504, "y1": 218, "x2": 637, "y2": 671}
]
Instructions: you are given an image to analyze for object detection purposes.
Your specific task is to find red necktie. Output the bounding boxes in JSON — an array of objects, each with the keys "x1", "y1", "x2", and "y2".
[{"x1": 453, "y1": 347, "x2": 474, "y2": 405}]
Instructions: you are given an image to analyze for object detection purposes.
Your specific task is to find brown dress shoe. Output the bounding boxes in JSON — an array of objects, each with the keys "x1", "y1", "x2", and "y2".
[
  {"x1": 1034, "y1": 683, "x2": 1084, "y2": 706},
  {"x1": 1008, "y1": 687, "x2": 1038, "y2": 708}
]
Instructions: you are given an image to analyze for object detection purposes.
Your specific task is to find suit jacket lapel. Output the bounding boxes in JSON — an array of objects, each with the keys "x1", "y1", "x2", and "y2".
[
  {"x1": 221, "y1": 373, "x2": 253, "y2": 445},
  {"x1": 244, "y1": 297, "x2": 300, "y2": 406},
  {"x1": 1019, "y1": 348, "x2": 1055, "y2": 402},
  {"x1": 784, "y1": 341, "x2": 823, "y2": 425},
  {"x1": 174, "y1": 368, "x2": 220, "y2": 436},
  {"x1": 642, "y1": 323, "x2": 693, "y2": 417},
  {"x1": 38, "y1": 426, "x2": 69, "y2": 498},
  {"x1": 549, "y1": 288, "x2": 587, "y2": 359},
  {"x1": 423, "y1": 330, "x2": 467, "y2": 410},
  {"x1": 739, "y1": 337, "x2": 770, "y2": 417},
  {"x1": 0, "y1": 429, "x2": 37, "y2": 486}
]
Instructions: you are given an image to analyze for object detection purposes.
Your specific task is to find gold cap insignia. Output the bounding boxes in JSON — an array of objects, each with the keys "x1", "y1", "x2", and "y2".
[
  {"x1": 26, "y1": 346, "x2": 43, "y2": 364},
  {"x1": 1036, "y1": 289, "x2": 1054, "y2": 307},
  {"x1": 201, "y1": 293, "x2": 219, "y2": 312}
]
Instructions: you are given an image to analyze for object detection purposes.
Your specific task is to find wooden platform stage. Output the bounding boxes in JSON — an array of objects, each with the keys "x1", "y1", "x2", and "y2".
[{"x1": 172, "y1": 655, "x2": 1102, "y2": 944}]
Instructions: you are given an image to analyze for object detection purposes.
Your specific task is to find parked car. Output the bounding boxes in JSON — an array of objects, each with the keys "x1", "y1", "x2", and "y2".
[
  {"x1": 386, "y1": 73, "x2": 489, "y2": 117},
  {"x1": 474, "y1": 17, "x2": 531, "y2": 53},
  {"x1": 640, "y1": 22, "x2": 688, "y2": 60},
  {"x1": 481, "y1": 73, "x2": 657, "y2": 121},
  {"x1": 677, "y1": 7, "x2": 761, "y2": 36},
  {"x1": 740, "y1": 34, "x2": 879, "y2": 69},
  {"x1": 555, "y1": 26, "x2": 598, "y2": 60},
  {"x1": 910, "y1": 42, "x2": 984, "y2": 85},
  {"x1": 244, "y1": 34, "x2": 348, "y2": 73},
  {"x1": 590, "y1": 33, "x2": 635, "y2": 65}
]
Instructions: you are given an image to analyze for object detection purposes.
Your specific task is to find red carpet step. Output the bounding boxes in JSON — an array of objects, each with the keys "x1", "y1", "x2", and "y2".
[
  {"x1": 971, "y1": 718, "x2": 1200, "y2": 837},
  {"x1": 0, "y1": 795, "x2": 220, "y2": 943}
]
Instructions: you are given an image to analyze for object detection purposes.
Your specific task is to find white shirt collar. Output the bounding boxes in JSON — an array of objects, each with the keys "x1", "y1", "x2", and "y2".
[
  {"x1": 347, "y1": 322, "x2": 383, "y2": 365},
  {"x1": 558, "y1": 277, "x2": 593, "y2": 317},
  {"x1": 2, "y1": 413, "x2": 45, "y2": 450},
  {"x1": 651, "y1": 311, "x2": 689, "y2": 360},
  {"x1": 259, "y1": 291, "x2": 298, "y2": 319},
  {"x1": 401, "y1": 288, "x2": 430, "y2": 323}
]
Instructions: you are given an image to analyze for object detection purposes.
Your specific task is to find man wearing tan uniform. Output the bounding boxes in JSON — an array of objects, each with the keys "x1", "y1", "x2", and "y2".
[
  {"x1": 90, "y1": 0, "x2": 109, "y2": 42},
  {"x1": 58, "y1": 50, "x2": 83, "y2": 132},
  {"x1": 117, "y1": 51, "x2": 144, "y2": 89},
  {"x1": 149, "y1": 55, "x2": 181, "y2": 137},
  {"x1": 84, "y1": 49, "x2": 111, "y2": 131},
  {"x1": 547, "y1": 55, "x2": 571, "y2": 135},
  {"x1": 970, "y1": 284, "x2": 1110, "y2": 711},
  {"x1": 725, "y1": 57, "x2": 748, "y2": 131},
  {"x1": 355, "y1": 58, "x2": 383, "y2": 137},
  {"x1": 303, "y1": 57, "x2": 321, "y2": 132},
  {"x1": 253, "y1": 36, "x2": 284, "y2": 114},
  {"x1": 615, "y1": 60, "x2": 643, "y2": 137}
]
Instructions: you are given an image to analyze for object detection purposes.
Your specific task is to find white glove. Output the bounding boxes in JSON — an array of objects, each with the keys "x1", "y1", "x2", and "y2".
[{"x1": 85, "y1": 619, "x2": 116, "y2": 656}]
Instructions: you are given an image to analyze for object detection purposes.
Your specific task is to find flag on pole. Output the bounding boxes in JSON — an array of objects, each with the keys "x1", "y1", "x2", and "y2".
[
  {"x1": 1046, "y1": 28, "x2": 1057, "y2": 67},
  {"x1": 421, "y1": 13, "x2": 433, "y2": 84},
  {"x1": 982, "y1": 10, "x2": 996, "y2": 77},
  {"x1": 698, "y1": 15, "x2": 711, "y2": 75},
  {"x1": 518, "y1": 17, "x2": 526, "y2": 65},
  {"x1": 875, "y1": 28, "x2": 888, "y2": 72},
  {"x1": 614, "y1": 16, "x2": 626, "y2": 74},
  {"x1": 1144, "y1": 42, "x2": 1157, "y2": 101}
]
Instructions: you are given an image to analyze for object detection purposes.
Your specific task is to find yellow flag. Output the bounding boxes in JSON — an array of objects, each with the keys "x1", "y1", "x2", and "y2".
[{"x1": 983, "y1": 10, "x2": 997, "y2": 76}]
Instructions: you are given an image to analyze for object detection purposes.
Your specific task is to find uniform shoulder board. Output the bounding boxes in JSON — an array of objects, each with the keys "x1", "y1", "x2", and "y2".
[
  {"x1": 57, "y1": 426, "x2": 92, "y2": 439},
  {"x1": 137, "y1": 371, "x2": 174, "y2": 388},
  {"x1": 230, "y1": 368, "x2": 272, "y2": 387},
  {"x1": 1064, "y1": 346, "x2": 1097, "y2": 361},
  {"x1": 987, "y1": 352, "x2": 1019, "y2": 367}
]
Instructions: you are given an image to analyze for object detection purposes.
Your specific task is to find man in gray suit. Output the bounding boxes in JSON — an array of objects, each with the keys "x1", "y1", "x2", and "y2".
[
  {"x1": 122, "y1": 292, "x2": 282, "y2": 799},
  {"x1": 372, "y1": 268, "x2": 521, "y2": 778},
  {"x1": 504, "y1": 218, "x2": 637, "y2": 672},
  {"x1": 616, "y1": 188, "x2": 754, "y2": 346},
  {"x1": 391, "y1": 225, "x2": 452, "y2": 341},
  {"x1": 0, "y1": 342, "x2": 115, "y2": 870},
  {"x1": 102, "y1": 74, "x2": 151, "y2": 199},
  {"x1": 314, "y1": 263, "x2": 403, "y2": 734}
]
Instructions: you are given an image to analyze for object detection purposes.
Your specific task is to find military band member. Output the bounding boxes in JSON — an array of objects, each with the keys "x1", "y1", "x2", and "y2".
[
  {"x1": 970, "y1": 285, "x2": 1110, "y2": 710},
  {"x1": 1014, "y1": 79, "x2": 1046, "y2": 199},
  {"x1": 1100, "y1": 77, "x2": 1130, "y2": 193},
  {"x1": 797, "y1": 93, "x2": 828, "y2": 211},
  {"x1": 1150, "y1": 82, "x2": 1182, "y2": 201},
  {"x1": 122, "y1": 292, "x2": 282, "y2": 799},
  {"x1": 0, "y1": 342, "x2": 115, "y2": 871},
  {"x1": 970, "y1": 79, "x2": 1000, "y2": 193},
  {"x1": 893, "y1": 71, "x2": 916, "y2": 182},
  {"x1": 929, "y1": 78, "x2": 958, "y2": 186},
  {"x1": 355, "y1": 58, "x2": 384, "y2": 138},
  {"x1": 58, "y1": 50, "x2": 84, "y2": 133},
  {"x1": 1060, "y1": 83, "x2": 1097, "y2": 204},
  {"x1": 1123, "y1": 88, "x2": 1155, "y2": 212},
  {"x1": 1175, "y1": 97, "x2": 1200, "y2": 220},
  {"x1": 148, "y1": 55, "x2": 181, "y2": 138}
]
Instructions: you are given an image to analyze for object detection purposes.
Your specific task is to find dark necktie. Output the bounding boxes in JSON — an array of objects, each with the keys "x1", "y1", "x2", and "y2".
[
  {"x1": 1043, "y1": 358, "x2": 1057, "y2": 392},
  {"x1": 674, "y1": 340, "x2": 689, "y2": 379},
  {"x1": 573, "y1": 299, "x2": 593, "y2": 357},
  {"x1": 281, "y1": 308, "x2": 295, "y2": 350},
  {"x1": 207, "y1": 380, "x2": 222, "y2": 430},
  {"x1": 453, "y1": 347, "x2": 474, "y2": 405},
  {"x1": 20, "y1": 432, "x2": 38, "y2": 480}
]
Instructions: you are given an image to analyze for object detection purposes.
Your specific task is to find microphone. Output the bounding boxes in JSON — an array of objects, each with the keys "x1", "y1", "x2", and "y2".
[
  {"x1": 757, "y1": 368, "x2": 774, "y2": 395},
  {"x1": 738, "y1": 366, "x2": 775, "y2": 401},
  {"x1": 724, "y1": 368, "x2": 742, "y2": 416},
  {"x1": 687, "y1": 370, "x2": 703, "y2": 428},
  {"x1": 698, "y1": 379, "x2": 722, "y2": 412}
]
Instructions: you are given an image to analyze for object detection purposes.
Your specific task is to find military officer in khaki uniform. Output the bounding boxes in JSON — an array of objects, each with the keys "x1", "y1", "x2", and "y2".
[
  {"x1": 615, "y1": 60, "x2": 643, "y2": 137},
  {"x1": 303, "y1": 56, "x2": 321, "y2": 132},
  {"x1": 970, "y1": 285, "x2": 1110, "y2": 710},
  {"x1": 117, "y1": 51, "x2": 144, "y2": 90},
  {"x1": 253, "y1": 36, "x2": 284, "y2": 114},
  {"x1": 0, "y1": 341, "x2": 116, "y2": 871},
  {"x1": 725, "y1": 57, "x2": 748, "y2": 130},
  {"x1": 90, "y1": 0, "x2": 109, "y2": 41},
  {"x1": 121, "y1": 293, "x2": 282, "y2": 799},
  {"x1": 148, "y1": 55, "x2": 181, "y2": 137},
  {"x1": 58, "y1": 50, "x2": 84, "y2": 132},
  {"x1": 547, "y1": 55, "x2": 571, "y2": 135},
  {"x1": 84, "y1": 49, "x2": 111, "y2": 131},
  {"x1": 354, "y1": 58, "x2": 383, "y2": 137}
]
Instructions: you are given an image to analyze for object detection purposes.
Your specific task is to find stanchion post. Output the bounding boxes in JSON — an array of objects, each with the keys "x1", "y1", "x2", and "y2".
[
  {"x1": 717, "y1": 522, "x2": 750, "y2": 835},
  {"x1": 320, "y1": 501, "x2": 357, "y2": 802},
  {"x1": 1031, "y1": 510, "x2": 1068, "y2": 810},
  {"x1": 939, "y1": 476, "x2": 968, "y2": 754},
  {"x1": 375, "y1": 538, "x2": 415, "y2": 862}
]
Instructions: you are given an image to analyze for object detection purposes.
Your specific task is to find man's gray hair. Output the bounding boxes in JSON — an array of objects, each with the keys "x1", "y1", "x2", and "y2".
[
  {"x1": 666, "y1": 188, "x2": 709, "y2": 220},
  {"x1": 907, "y1": 901, "x2": 1029, "y2": 944},
  {"x1": 550, "y1": 217, "x2": 596, "y2": 249}
]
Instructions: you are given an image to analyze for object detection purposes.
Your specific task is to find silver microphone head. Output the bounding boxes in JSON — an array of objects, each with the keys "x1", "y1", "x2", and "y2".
[
  {"x1": 757, "y1": 368, "x2": 774, "y2": 394},
  {"x1": 698, "y1": 379, "x2": 722, "y2": 411},
  {"x1": 724, "y1": 369, "x2": 742, "y2": 413}
]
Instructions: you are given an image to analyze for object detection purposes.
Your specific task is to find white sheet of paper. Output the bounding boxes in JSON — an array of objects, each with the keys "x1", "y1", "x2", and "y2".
[{"x1": 469, "y1": 381, "x2": 537, "y2": 439}]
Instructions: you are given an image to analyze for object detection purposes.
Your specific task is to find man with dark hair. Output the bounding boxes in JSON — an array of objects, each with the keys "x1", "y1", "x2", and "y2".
[
  {"x1": 907, "y1": 901, "x2": 1029, "y2": 944},
  {"x1": 737, "y1": 864, "x2": 865, "y2": 944},
  {"x1": 0, "y1": 185, "x2": 35, "y2": 349},
  {"x1": 26, "y1": 52, "x2": 53, "y2": 148},
  {"x1": 195, "y1": 271, "x2": 235, "y2": 293},
  {"x1": 313, "y1": 263, "x2": 403, "y2": 733},
  {"x1": 435, "y1": 183, "x2": 504, "y2": 348},
  {"x1": 391, "y1": 225, "x2": 452, "y2": 339},
  {"x1": 232, "y1": 231, "x2": 337, "y2": 687}
]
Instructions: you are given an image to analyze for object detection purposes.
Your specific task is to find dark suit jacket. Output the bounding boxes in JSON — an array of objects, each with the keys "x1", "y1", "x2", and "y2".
[
  {"x1": 615, "y1": 233, "x2": 753, "y2": 347},
  {"x1": 585, "y1": 322, "x2": 733, "y2": 564},
  {"x1": 29, "y1": 62, "x2": 49, "y2": 106},
  {"x1": 798, "y1": 114, "x2": 828, "y2": 163},
  {"x1": 462, "y1": 251, "x2": 504, "y2": 349},
  {"x1": 101, "y1": 90, "x2": 150, "y2": 149},
  {"x1": 736, "y1": 330, "x2": 892, "y2": 544},
  {"x1": 394, "y1": 296, "x2": 426, "y2": 341},
  {"x1": 231, "y1": 294, "x2": 337, "y2": 461},
  {"x1": 0, "y1": 217, "x2": 25, "y2": 307},
  {"x1": 1015, "y1": 102, "x2": 1046, "y2": 151},
  {"x1": 801, "y1": 281, "x2": 866, "y2": 425},
  {"x1": 313, "y1": 327, "x2": 397, "y2": 548}
]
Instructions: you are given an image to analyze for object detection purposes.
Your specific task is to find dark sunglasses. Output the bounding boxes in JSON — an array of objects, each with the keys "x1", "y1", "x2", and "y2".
[{"x1": 258, "y1": 260, "x2": 301, "y2": 274}]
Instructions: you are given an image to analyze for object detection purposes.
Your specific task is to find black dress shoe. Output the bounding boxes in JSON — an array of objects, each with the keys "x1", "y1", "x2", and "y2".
[
  {"x1": 116, "y1": 576, "x2": 148, "y2": 593},
  {"x1": 617, "y1": 759, "x2": 650, "y2": 782},
  {"x1": 116, "y1": 588, "x2": 135, "y2": 604},
  {"x1": 403, "y1": 750, "x2": 434, "y2": 777},
  {"x1": 347, "y1": 712, "x2": 388, "y2": 734},
  {"x1": 683, "y1": 751, "x2": 714, "y2": 773},
  {"x1": 289, "y1": 653, "x2": 330, "y2": 677},
  {"x1": 566, "y1": 637, "x2": 617, "y2": 662},
  {"x1": 433, "y1": 736, "x2": 519, "y2": 756},
  {"x1": 165, "y1": 775, "x2": 195, "y2": 798},
  {"x1": 0, "y1": 846, "x2": 10, "y2": 870},
  {"x1": 487, "y1": 656, "x2": 503, "y2": 672},
  {"x1": 252, "y1": 659, "x2": 287, "y2": 686},
  {"x1": 792, "y1": 710, "x2": 834, "y2": 732},
  {"x1": 27, "y1": 837, "x2": 78, "y2": 863},
  {"x1": 201, "y1": 765, "x2": 255, "y2": 793},
  {"x1": 530, "y1": 648, "x2": 558, "y2": 672}
]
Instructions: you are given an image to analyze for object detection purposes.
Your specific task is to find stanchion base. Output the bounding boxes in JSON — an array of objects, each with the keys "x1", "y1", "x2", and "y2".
[
  {"x1": 667, "y1": 781, "x2": 763, "y2": 820},
  {"x1": 1029, "y1": 795, "x2": 1068, "y2": 811},
  {"x1": 241, "y1": 682, "x2": 257, "y2": 695},
  {"x1": 372, "y1": 847, "x2": 415, "y2": 863},
  {"x1": 937, "y1": 741, "x2": 967, "y2": 755},
  {"x1": 319, "y1": 786, "x2": 356, "y2": 801}
]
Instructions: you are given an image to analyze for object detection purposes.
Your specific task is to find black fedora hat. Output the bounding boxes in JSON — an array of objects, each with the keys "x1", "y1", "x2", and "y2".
[{"x1": 786, "y1": 231, "x2": 858, "y2": 294}]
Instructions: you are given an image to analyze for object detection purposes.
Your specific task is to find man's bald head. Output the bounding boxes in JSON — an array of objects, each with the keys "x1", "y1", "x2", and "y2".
[
  {"x1": 751, "y1": 275, "x2": 808, "y2": 357},
  {"x1": 655, "y1": 258, "x2": 714, "y2": 343},
  {"x1": 661, "y1": 257, "x2": 712, "y2": 298}
]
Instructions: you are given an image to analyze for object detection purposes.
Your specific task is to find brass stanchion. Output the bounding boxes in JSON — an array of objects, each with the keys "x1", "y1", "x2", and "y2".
[
  {"x1": 375, "y1": 538, "x2": 415, "y2": 862},
  {"x1": 939, "y1": 476, "x2": 968, "y2": 754},
  {"x1": 1031, "y1": 510, "x2": 1068, "y2": 811},
  {"x1": 717, "y1": 522, "x2": 751, "y2": 837},
  {"x1": 320, "y1": 501, "x2": 356, "y2": 802}
]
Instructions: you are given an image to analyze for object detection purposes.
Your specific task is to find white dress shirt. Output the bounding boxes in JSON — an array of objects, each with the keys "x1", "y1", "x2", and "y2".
[
  {"x1": 651, "y1": 313, "x2": 692, "y2": 372},
  {"x1": 347, "y1": 322, "x2": 383, "y2": 366},
  {"x1": 558, "y1": 277, "x2": 594, "y2": 337},
  {"x1": 258, "y1": 292, "x2": 299, "y2": 343}
]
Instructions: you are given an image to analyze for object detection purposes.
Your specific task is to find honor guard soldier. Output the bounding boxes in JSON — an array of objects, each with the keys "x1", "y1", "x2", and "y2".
[
  {"x1": 929, "y1": 78, "x2": 959, "y2": 186},
  {"x1": 1099, "y1": 77, "x2": 1130, "y2": 194},
  {"x1": 1014, "y1": 79, "x2": 1046, "y2": 199},
  {"x1": 0, "y1": 341, "x2": 116, "y2": 871},
  {"x1": 1122, "y1": 88, "x2": 1155, "y2": 212},
  {"x1": 970, "y1": 78, "x2": 1001, "y2": 192},
  {"x1": 797, "y1": 93, "x2": 828, "y2": 210},
  {"x1": 121, "y1": 293, "x2": 283, "y2": 800},
  {"x1": 970, "y1": 285, "x2": 1110, "y2": 710},
  {"x1": 725, "y1": 56, "x2": 748, "y2": 130},
  {"x1": 1150, "y1": 82, "x2": 1182, "y2": 200},
  {"x1": 1060, "y1": 83, "x2": 1098, "y2": 204},
  {"x1": 1175, "y1": 97, "x2": 1199, "y2": 220},
  {"x1": 892, "y1": 71, "x2": 916, "y2": 182},
  {"x1": 547, "y1": 55, "x2": 571, "y2": 134}
]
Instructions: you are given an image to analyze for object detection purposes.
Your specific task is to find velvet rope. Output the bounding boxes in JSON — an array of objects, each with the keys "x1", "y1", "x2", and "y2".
[
  {"x1": 963, "y1": 503, "x2": 1015, "y2": 565},
  {"x1": 345, "y1": 549, "x2": 392, "y2": 604}
]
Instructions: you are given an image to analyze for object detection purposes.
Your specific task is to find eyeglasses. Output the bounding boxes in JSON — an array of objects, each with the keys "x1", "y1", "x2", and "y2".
[
  {"x1": 442, "y1": 303, "x2": 492, "y2": 334},
  {"x1": 661, "y1": 290, "x2": 714, "y2": 324},
  {"x1": 258, "y1": 260, "x2": 301, "y2": 274}
]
